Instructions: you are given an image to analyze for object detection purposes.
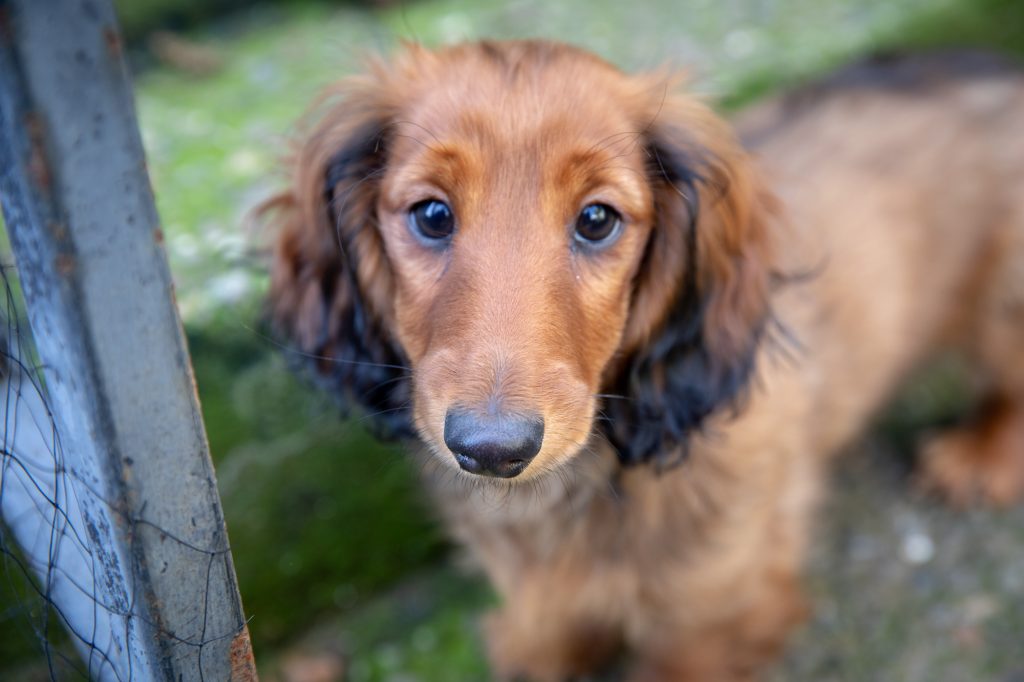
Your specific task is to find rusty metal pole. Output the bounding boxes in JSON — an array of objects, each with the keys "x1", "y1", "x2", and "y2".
[{"x1": 0, "y1": 0, "x2": 257, "y2": 679}]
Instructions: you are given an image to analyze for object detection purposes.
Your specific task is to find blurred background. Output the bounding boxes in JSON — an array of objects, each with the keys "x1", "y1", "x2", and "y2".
[{"x1": 1, "y1": 0, "x2": 1023, "y2": 680}]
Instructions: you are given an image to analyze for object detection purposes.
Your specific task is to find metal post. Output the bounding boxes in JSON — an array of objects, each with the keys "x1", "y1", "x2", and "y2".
[{"x1": 0, "y1": 0, "x2": 257, "y2": 679}]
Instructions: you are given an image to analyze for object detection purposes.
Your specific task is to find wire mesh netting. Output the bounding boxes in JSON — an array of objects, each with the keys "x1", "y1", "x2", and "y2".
[
  {"x1": 1, "y1": 257, "x2": 115, "y2": 679},
  {"x1": 0, "y1": 244, "x2": 253, "y2": 680}
]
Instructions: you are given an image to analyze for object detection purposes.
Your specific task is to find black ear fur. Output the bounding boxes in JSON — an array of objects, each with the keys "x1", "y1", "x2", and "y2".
[
  {"x1": 602, "y1": 138, "x2": 770, "y2": 468},
  {"x1": 277, "y1": 123, "x2": 415, "y2": 440},
  {"x1": 320, "y1": 128, "x2": 415, "y2": 439}
]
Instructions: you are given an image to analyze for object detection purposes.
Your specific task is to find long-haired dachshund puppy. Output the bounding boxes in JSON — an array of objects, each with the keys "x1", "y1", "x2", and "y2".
[{"x1": 263, "y1": 42, "x2": 1024, "y2": 681}]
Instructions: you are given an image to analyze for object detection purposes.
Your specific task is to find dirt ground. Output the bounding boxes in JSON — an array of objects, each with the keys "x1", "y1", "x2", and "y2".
[{"x1": 776, "y1": 437, "x2": 1024, "y2": 682}]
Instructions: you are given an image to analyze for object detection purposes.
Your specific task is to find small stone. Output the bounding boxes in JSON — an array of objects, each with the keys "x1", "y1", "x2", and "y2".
[
  {"x1": 961, "y1": 594, "x2": 998, "y2": 624},
  {"x1": 901, "y1": 531, "x2": 935, "y2": 564},
  {"x1": 951, "y1": 624, "x2": 983, "y2": 652},
  {"x1": 280, "y1": 651, "x2": 345, "y2": 682}
]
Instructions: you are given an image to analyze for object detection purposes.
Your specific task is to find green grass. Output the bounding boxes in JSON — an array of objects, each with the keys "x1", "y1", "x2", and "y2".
[
  {"x1": 325, "y1": 567, "x2": 493, "y2": 682},
  {"x1": 721, "y1": 0, "x2": 1024, "y2": 108},
  {"x1": 187, "y1": 322, "x2": 448, "y2": 647}
]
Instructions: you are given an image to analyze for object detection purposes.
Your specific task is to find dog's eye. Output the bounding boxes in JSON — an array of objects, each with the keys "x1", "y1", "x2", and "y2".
[
  {"x1": 574, "y1": 203, "x2": 621, "y2": 246},
  {"x1": 408, "y1": 199, "x2": 455, "y2": 242}
]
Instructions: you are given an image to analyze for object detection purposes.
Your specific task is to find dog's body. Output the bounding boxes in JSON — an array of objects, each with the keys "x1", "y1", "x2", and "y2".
[{"x1": 266, "y1": 44, "x2": 1024, "y2": 681}]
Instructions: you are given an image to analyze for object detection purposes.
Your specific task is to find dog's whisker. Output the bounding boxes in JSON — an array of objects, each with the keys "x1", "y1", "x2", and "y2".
[
  {"x1": 330, "y1": 166, "x2": 388, "y2": 249},
  {"x1": 239, "y1": 321, "x2": 412, "y2": 372},
  {"x1": 364, "y1": 373, "x2": 415, "y2": 394},
  {"x1": 583, "y1": 129, "x2": 644, "y2": 159},
  {"x1": 390, "y1": 118, "x2": 442, "y2": 146},
  {"x1": 357, "y1": 402, "x2": 412, "y2": 423}
]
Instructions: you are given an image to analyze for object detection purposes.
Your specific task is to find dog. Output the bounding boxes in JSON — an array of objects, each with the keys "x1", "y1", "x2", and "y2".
[{"x1": 262, "y1": 41, "x2": 1024, "y2": 681}]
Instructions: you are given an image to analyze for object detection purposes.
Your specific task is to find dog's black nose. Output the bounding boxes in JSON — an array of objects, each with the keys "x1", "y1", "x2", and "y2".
[{"x1": 443, "y1": 408, "x2": 544, "y2": 478}]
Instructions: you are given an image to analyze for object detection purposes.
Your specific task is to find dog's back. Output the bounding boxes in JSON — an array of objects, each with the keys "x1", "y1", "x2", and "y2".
[{"x1": 735, "y1": 52, "x2": 1024, "y2": 460}]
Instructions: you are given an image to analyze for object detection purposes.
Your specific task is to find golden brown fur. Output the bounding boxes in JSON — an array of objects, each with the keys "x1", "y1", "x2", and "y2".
[{"x1": 264, "y1": 43, "x2": 1024, "y2": 680}]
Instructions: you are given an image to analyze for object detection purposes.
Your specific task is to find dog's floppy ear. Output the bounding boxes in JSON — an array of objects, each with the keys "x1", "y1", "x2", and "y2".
[
  {"x1": 606, "y1": 99, "x2": 780, "y2": 466},
  {"x1": 263, "y1": 82, "x2": 413, "y2": 438}
]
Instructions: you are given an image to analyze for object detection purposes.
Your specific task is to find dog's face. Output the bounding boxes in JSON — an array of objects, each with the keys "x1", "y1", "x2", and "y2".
[
  {"x1": 268, "y1": 41, "x2": 778, "y2": 481},
  {"x1": 376, "y1": 47, "x2": 660, "y2": 479}
]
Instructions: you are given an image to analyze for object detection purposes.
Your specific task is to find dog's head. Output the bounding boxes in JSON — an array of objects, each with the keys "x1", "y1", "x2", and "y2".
[{"x1": 266, "y1": 41, "x2": 778, "y2": 480}]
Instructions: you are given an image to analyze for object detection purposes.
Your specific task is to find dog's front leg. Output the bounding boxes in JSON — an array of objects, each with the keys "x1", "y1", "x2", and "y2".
[
  {"x1": 625, "y1": 563, "x2": 808, "y2": 682},
  {"x1": 483, "y1": 570, "x2": 622, "y2": 682},
  {"x1": 620, "y1": 444, "x2": 817, "y2": 682}
]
